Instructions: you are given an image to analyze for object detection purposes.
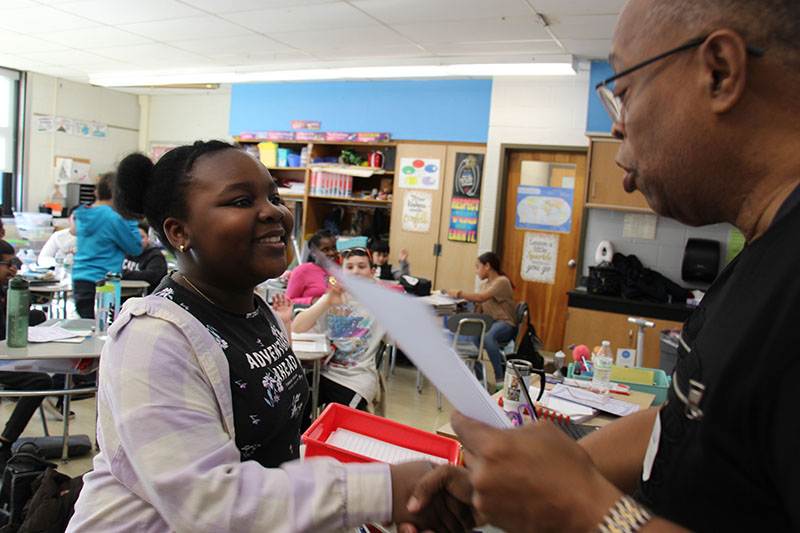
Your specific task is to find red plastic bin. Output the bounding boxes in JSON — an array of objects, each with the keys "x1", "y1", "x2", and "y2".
[{"x1": 302, "y1": 403, "x2": 461, "y2": 465}]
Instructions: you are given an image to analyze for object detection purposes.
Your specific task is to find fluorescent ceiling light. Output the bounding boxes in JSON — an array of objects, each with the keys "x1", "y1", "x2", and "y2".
[{"x1": 90, "y1": 59, "x2": 575, "y2": 87}]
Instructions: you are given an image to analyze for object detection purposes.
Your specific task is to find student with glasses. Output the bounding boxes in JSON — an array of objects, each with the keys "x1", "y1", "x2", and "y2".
[
  {"x1": 293, "y1": 247, "x2": 387, "y2": 419},
  {"x1": 404, "y1": 1, "x2": 800, "y2": 532}
]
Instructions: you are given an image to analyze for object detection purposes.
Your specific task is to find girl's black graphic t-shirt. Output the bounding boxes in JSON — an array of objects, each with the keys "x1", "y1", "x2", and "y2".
[{"x1": 153, "y1": 276, "x2": 309, "y2": 467}]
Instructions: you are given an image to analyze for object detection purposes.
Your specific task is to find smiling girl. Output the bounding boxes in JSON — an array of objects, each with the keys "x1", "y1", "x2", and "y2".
[{"x1": 67, "y1": 141, "x2": 470, "y2": 533}]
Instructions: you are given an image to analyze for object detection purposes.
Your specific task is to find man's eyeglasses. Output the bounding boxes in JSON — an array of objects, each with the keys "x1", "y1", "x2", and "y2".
[
  {"x1": 595, "y1": 35, "x2": 765, "y2": 123},
  {"x1": 0, "y1": 261, "x2": 13, "y2": 267}
]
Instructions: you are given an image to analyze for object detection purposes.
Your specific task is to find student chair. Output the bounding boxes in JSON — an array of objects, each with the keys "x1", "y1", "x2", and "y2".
[
  {"x1": 500, "y1": 302, "x2": 530, "y2": 361},
  {"x1": 417, "y1": 313, "x2": 493, "y2": 410}
]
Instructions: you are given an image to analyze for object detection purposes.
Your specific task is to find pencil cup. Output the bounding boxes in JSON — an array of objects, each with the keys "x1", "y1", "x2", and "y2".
[{"x1": 503, "y1": 359, "x2": 532, "y2": 410}]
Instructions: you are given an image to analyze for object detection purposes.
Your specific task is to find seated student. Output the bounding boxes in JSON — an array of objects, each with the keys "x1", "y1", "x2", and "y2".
[
  {"x1": 369, "y1": 240, "x2": 409, "y2": 281},
  {"x1": 121, "y1": 220, "x2": 167, "y2": 295},
  {"x1": 37, "y1": 206, "x2": 78, "y2": 268},
  {"x1": 0, "y1": 239, "x2": 51, "y2": 470},
  {"x1": 72, "y1": 171, "x2": 142, "y2": 318},
  {"x1": 446, "y1": 252, "x2": 516, "y2": 390},
  {"x1": 292, "y1": 247, "x2": 385, "y2": 415},
  {"x1": 67, "y1": 141, "x2": 470, "y2": 532},
  {"x1": 284, "y1": 229, "x2": 337, "y2": 305}
]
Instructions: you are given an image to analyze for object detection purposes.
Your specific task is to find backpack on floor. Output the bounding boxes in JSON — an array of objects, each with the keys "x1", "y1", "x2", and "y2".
[{"x1": 0, "y1": 443, "x2": 55, "y2": 529}]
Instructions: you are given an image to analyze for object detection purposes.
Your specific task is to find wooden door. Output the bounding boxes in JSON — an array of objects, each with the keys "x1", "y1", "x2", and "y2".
[
  {"x1": 433, "y1": 144, "x2": 486, "y2": 291},
  {"x1": 389, "y1": 143, "x2": 448, "y2": 281},
  {"x1": 497, "y1": 149, "x2": 587, "y2": 352}
]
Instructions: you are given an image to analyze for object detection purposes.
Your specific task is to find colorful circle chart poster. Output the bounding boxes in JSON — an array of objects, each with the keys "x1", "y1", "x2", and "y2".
[{"x1": 398, "y1": 158, "x2": 441, "y2": 190}]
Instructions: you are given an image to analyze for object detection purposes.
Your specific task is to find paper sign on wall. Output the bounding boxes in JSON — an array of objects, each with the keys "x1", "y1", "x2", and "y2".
[
  {"x1": 401, "y1": 190, "x2": 433, "y2": 233},
  {"x1": 34, "y1": 115, "x2": 54, "y2": 133},
  {"x1": 54, "y1": 157, "x2": 91, "y2": 184},
  {"x1": 521, "y1": 231, "x2": 559, "y2": 284},
  {"x1": 55, "y1": 117, "x2": 74, "y2": 135},
  {"x1": 398, "y1": 157, "x2": 441, "y2": 190}
]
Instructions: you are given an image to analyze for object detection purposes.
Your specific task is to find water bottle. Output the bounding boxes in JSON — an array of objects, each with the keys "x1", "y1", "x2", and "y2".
[
  {"x1": 106, "y1": 272, "x2": 122, "y2": 322},
  {"x1": 591, "y1": 340, "x2": 614, "y2": 400},
  {"x1": 54, "y1": 252, "x2": 65, "y2": 280},
  {"x1": 7, "y1": 276, "x2": 30, "y2": 347},
  {"x1": 94, "y1": 281, "x2": 114, "y2": 338}
]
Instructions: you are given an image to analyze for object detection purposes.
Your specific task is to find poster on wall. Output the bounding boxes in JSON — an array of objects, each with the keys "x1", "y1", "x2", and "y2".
[
  {"x1": 74, "y1": 120, "x2": 91, "y2": 137},
  {"x1": 398, "y1": 157, "x2": 441, "y2": 190},
  {"x1": 54, "y1": 157, "x2": 91, "y2": 184},
  {"x1": 514, "y1": 185, "x2": 574, "y2": 233},
  {"x1": 151, "y1": 144, "x2": 179, "y2": 163},
  {"x1": 34, "y1": 115, "x2": 54, "y2": 133},
  {"x1": 91, "y1": 122, "x2": 107, "y2": 138},
  {"x1": 401, "y1": 190, "x2": 433, "y2": 233},
  {"x1": 55, "y1": 117, "x2": 74, "y2": 135},
  {"x1": 520, "y1": 231, "x2": 559, "y2": 284},
  {"x1": 447, "y1": 153, "x2": 484, "y2": 243}
]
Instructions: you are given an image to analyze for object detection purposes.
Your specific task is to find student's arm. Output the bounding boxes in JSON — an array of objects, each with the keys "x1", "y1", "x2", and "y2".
[
  {"x1": 292, "y1": 285, "x2": 344, "y2": 333},
  {"x1": 446, "y1": 287, "x2": 494, "y2": 303},
  {"x1": 121, "y1": 251, "x2": 167, "y2": 289},
  {"x1": 37, "y1": 233, "x2": 60, "y2": 268}
]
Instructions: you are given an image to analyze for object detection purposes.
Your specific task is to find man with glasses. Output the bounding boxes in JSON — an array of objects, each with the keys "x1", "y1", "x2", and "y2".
[{"x1": 401, "y1": 0, "x2": 800, "y2": 531}]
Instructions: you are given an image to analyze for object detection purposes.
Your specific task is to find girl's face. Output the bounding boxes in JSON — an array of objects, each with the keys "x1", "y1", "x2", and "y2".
[
  {"x1": 475, "y1": 260, "x2": 490, "y2": 280},
  {"x1": 342, "y1": 255, "x2": 373, "y2": 279},
  {"x1": 176, "y1": 149, "x2": 293, "y2": 288},
  {"x1": 317, "y1": 237, "x2": 338, "y2": 262}
]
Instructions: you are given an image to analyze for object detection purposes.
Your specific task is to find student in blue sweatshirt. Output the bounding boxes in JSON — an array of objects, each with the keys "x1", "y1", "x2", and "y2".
[{"x1": 72, "y1": 172, "x2": 142, "y2": 318}]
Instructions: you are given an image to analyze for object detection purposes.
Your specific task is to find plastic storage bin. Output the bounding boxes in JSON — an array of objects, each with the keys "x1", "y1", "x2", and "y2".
[
  {"x1": 567, "y1": 363, "x2": 671, "y2": 405},
  {"x1": 303, "y1": 404, "x2": 461, "y2": 465},
  {"x1": 286, "y1": 152, "x2": 301, "y2": 167}
]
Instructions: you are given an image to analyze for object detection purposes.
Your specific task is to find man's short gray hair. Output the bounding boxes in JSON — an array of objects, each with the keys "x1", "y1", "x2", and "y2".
[{"x1": 644, "y1": 0, "x2": 800, "y2": 68}]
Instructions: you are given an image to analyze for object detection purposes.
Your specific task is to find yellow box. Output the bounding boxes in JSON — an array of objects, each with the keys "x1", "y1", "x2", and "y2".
[{"x1": 258, "y1": 141, "x2": 277, "y2": 168}]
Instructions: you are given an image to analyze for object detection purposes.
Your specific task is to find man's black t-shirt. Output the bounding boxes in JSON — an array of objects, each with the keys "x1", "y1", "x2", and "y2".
[
  {"x1": 153, "y1": 276, "x2": 309, "y2": 468},
  {"x1": 635, "y1": 189, "x2": 800, "y2": 530}
]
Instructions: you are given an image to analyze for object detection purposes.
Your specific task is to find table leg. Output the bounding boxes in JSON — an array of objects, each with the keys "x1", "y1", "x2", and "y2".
[
  {"x1": 61, "y1": 374, "x2": 72, "y2": 463},
  {"x1": 311, "y1": 359, "x2": 320, "y2": 420}
]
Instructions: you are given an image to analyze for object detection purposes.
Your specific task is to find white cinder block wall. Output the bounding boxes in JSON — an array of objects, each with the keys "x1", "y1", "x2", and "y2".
[
  {"x1": 144, "y1": 89, "x2": 233, "y2": 148},
  {"x1": 581, "y1": 209, "x2": 733, "y2": 290}
]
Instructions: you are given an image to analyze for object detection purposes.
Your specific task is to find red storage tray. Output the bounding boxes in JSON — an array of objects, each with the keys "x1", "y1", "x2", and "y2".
[{"x1": 302, "y1": 403, "x2": 461, "y2": 465}]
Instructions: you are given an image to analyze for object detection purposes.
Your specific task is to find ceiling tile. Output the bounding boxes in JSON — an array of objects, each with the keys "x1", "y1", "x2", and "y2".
[
  {"x1": 210, "y1": 50, "x2": 315, "y2": 67},
  {"x1": 391, "y1": 17, "x2": 549, "y2": 44},
  {"x1": 269, "y1": 25, "x2": 412, "y2": 51},
  {"x1": 529, "y1": 0, "x2": 626, "y2": 16},
  {"x1": 0, "y1": 0, "x2": 37, "y2": 8},
  {"x1": 179, "y1": 0, "x2": 337, "y2": 15},
  {"x1": 92, "y1": 43, "x2": 209, "y2": 65},
  {"x1": 350, "y1": 0, "x2": 532, "y2": 24},
  {"x1": 311, "y1": 43, "x2": 431, "y2": 61},
  {"x1": 18, "y1": 49, "x2": 113, "y2": 66},
  {"x1": 37, "y1": 27, "x2": 151, "y2": 49},
  {"x1": 55, "y1": 0, "x2": 205, "y2": 25},
  {"x1": 0, "y1": 6, "x2": 98, "y2": 33},
  {"x1": 120, "y1": 15, "x2": 247, "y2": 41},
  {"x1": 0, "y1": 31, "x2": 68, "y2": 54},
  {"x1": 561, "y1": 39, "x2": 613, "y2": 60},
  {"x1": 548, "y1": 15, "x2": 618, "y2": 40},
  {"x1": 423, "y1": 40, "x2": 564, "y2": 57},
  {"x1": 223, "y1": 3, "x2": 378, "y2": 33},
  {"x1": 169, "y1": 34, "x2": 293, "y2": 56}
]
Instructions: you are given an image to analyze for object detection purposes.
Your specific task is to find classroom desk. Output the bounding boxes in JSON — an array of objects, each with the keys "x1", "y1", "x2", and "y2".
[
  {"x1": 292, "y1": 339, "x2": 329, "y2": 421},
  {"x1": 0, "y1": 319, "x2": 104, "y2": 461},
  {"x1": 30, "y1": 280, "x2": 72, "y2": 318},
  {"x1": 120, "y1": 279, "x2": 150, "y2": 297},
  {"x1": 435, "y1": 385, "x2": 656, "y2": 439}
]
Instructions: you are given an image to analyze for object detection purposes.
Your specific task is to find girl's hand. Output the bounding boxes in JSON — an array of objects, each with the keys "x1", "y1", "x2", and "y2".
[
  {"x1": 446, "y1": 289, "x2": 460, "y2": 298},
  {"x1": 271, "y1": 294, "x2": 293, "y2": 325}
]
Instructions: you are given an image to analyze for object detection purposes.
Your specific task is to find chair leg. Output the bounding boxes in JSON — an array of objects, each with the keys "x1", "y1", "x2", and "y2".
[
  {"x1": 390, "y1": 345, "x2": 396, "y2": 375},
  {"x1": 436, "y1": 389, "x2": 442, "y2": 411},
  {"x1": 39, "y1": 405, "x2": 49, "y2": 436},
  {"x1": 416, "y1": 369, "x2": 423, "y2": 393}
]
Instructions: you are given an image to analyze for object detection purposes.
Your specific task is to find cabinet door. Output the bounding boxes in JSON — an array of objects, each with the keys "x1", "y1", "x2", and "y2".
[
  {"x1": 433, "y1": 144, "x2": 486, "y2": 291},
  {"x1": 586, "y1": 139, "x2": 652, "y2": 211},
  {"x1": 563, "y1": 307, "x2": 683, "y2": 369},
  {"x1": 389, "y1": 143, "x2": 448, "y2": 282}
]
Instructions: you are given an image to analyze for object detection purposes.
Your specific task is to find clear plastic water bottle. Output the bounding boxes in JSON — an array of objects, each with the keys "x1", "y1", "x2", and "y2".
[
  {"x1": 591, "y1": 340, "x2": 614, "y2": 400},
  {"x1": 54, "y1": 252, "x2": 65, "y2": 280},
  {"x1": 105, "y1": 272, "x2": 122, "y2": 322},
  {"x1": 7, "y1": 276, "x2": 30, "y2": 347},
  {"x1": 94, "y1": 280, "x2": 114, "y2": 339}
]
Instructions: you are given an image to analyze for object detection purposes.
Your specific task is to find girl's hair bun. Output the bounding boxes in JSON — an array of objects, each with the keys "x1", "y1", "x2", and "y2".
[{"x1": 114, "y1": 152, "x2": 154, "y2": 219}]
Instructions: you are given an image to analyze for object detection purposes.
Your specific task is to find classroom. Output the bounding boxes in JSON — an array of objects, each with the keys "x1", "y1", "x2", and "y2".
[{"x1": 0, "y1": 1, "x2": 797, "y2": 531}]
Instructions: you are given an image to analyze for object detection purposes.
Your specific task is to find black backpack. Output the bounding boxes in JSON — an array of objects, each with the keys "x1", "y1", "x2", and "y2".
[
  {"x1": 399, "y1": 275, "x2": 432, "y2": 296},
  {"x1": 512, "y1": 303, "x2": 544, "y2": 371},
  {"x1": 0, "y1": 443, "x2": 55, "y2": 528}
]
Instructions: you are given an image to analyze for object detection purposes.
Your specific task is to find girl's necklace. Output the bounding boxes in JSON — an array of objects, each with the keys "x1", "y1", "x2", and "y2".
[{"x1": 179, "y1": 273, "x2": 216, "y2": 305}]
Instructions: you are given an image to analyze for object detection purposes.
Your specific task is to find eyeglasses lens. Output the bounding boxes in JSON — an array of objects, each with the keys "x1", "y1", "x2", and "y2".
[{"x1": 597, "y1": 85, "x2": 622, "y2": 123}]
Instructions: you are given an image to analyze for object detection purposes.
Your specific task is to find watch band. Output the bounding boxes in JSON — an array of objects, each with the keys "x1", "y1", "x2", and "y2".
[{"x1": 596, "y1": 495, "x2": 651, "y2": 533}]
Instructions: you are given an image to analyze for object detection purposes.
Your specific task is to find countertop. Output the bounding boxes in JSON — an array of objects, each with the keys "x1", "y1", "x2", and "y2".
[{"x1": 567, "y1": 289, "x2": 694, "y2": 322}]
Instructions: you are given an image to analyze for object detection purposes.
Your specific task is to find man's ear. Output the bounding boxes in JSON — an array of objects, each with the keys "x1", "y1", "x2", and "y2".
[
  {"x1": 700, "y1": 30, "x2": 749, "y2": 114},
  {"x1": 163, "y1": 217, "x2": 189, "y2": 252}
]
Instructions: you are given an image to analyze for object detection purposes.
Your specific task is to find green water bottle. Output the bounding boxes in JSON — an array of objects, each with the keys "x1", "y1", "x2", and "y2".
[{"x1": 7, "y1": 276, "x2": 30, "y2": 347}]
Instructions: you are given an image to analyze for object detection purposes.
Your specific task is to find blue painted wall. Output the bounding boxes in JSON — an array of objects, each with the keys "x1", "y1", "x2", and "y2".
[
  {"x1": 229, "y1": 80, "x2": 493, "y2": 143},
  {"x1": 586, "y1": 61, "x2": 614, "y2": 134}
]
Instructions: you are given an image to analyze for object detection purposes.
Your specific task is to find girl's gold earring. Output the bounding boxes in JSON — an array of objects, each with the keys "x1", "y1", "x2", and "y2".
[{"x1": 179, "y1": 244, "x2": 186, "y2": 253}]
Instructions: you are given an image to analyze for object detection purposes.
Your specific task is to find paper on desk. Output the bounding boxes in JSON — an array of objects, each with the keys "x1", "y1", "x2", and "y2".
[
  {"x1": 28, "y1": 326, "x2": 86, "y2": 343},
  {"x1": 548, "y1": 384, "x2": 639, "y2": 417},
  {"x1": 321, "y1": 259, "x2": 512, "y2": 429},
  {"x1": 291, "y1": 332, "x2": 329, "y2": 354}
]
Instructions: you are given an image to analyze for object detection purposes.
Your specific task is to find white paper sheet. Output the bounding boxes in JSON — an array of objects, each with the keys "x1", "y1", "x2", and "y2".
[
  {"x1": 28, "y1": 326, "x2": 85, "y2": 343},
  {"x1": 548, "y1": 384, "x2": 639, "y2": 417},
  {"x1": 327, "y1": 428, "x2": 448, "y2": 465},
  {"x1": 320, "y1": 257, "x2": 512, "y2": 429}
]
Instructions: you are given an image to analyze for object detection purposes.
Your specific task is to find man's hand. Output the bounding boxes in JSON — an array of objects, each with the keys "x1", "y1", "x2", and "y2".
[
  {"x1": 270, "y1": 294, "x2": 293, "y2": 326},
  {"x1": 451, "y1": 411, "x2": 623, "y2": 533},
  {"x1": 390, "y1": 462, "x2": 475, "y2": 532},
  {"x1": 397, "y1": 464, "x2": 484, "y2": 533}
]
